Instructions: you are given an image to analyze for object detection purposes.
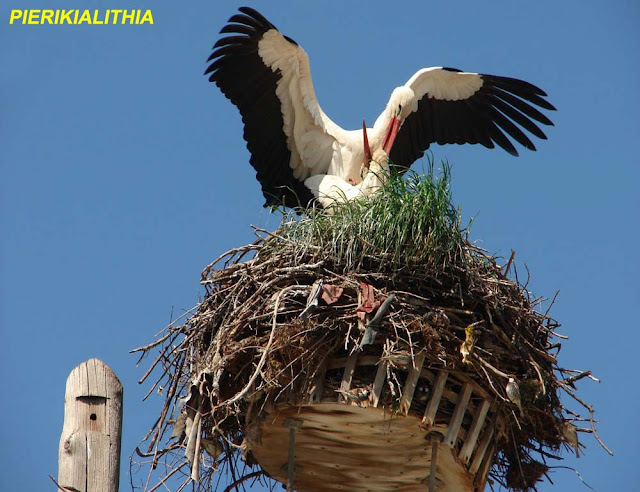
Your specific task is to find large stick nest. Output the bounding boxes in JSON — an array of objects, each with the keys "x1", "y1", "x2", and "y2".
[{"x1": 133, "y1": 167, "x2": 606, "y2": 491}]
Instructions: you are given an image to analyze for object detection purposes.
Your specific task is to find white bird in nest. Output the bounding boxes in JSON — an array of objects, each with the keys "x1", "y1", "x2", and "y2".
[
  {"x1": 206, "y1": 7, "x2": 556, "y2": 209},
  {"x1": 506, "y1": 376, "x2": 524, "y2": 417}
]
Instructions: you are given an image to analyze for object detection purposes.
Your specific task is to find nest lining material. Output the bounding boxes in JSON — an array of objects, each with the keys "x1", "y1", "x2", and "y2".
[{"x1": 133, "y1": 168, "x2": 605, "y2": 492}]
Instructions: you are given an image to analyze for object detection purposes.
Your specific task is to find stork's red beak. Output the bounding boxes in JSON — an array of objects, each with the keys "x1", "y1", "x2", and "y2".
[
  {"x1": 382, "y1": 116, "x2": 402, "y2": 154},
  {"x1": 362, "y1": 119, "x2": 372, "y2": 169}
]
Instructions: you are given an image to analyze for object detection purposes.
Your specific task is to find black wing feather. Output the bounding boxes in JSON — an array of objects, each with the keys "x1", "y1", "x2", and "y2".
[
  {"x1": 490, "y1": 96, "x2": 547, "y2": 140},
  {"x1": 492, "y1": 88, "x2": 554, "y2": 126},
  {"x1": 390, "y1": 71, "x2": 555, "y2": 168},
  {"x1": 206, "y1": 8, "x2": 313, "y2": 207},
  {"x1": 219, "y1": 24, "x2": 255, "y2": 36}
]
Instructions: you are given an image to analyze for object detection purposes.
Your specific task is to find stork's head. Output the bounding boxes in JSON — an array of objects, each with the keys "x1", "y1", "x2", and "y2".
[
  {"x1": 382, "y1": 86, "x2": 416, "y2": 154},
  {"x1": 362, "y1": 87, "x2": 416, "y2": 175},
  {"x1": 388, "y1": 86, "x2": 417, "y2": 120}
]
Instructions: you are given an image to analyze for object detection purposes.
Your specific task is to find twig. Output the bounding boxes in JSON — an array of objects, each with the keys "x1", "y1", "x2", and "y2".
[
  {"x1": 559, "y1": 382, "x2": 613, "y2": 456},
  {"x1": 530, "y1": 357, "x2": 546, "y2": 395},
  {"x1": 475, "y1": 354, "x2": 510, "y2": 379},
  {"x1": 201, "y1": 240, "x2": 262, "y2": 278},
  {"x1": 218, "y1": 285, "x2": 297, "y2": 408},
  {"x1": 138, "y1": 348, "x2": 173, "y2": 388},
  {"x1": 550, "y1": 466, "x2": 596, "y2": 491},
  {"x1": 130, "y1": 318, "x2": 188, "y2": 355},
  {"x1": 542, "y1": 290, "x2": 560, "y2": 319},
  {"x1": 146, "y1": 463, "x2": 189, "y2": 492},
  {"x1": 564, "y1": 370, "x2": 594, "y2": 386},
  {"x1": 147, "y1": 353, "x2": 186, "y2": 451},
  {"x1": 477, "y1": 361, "x2": 503, "y2": 399},
  {"x1": 223, "y1": 470, "x2": 264, "y2": 492},
  {"x1": 503, "y1": 249, "x2": 516, "y2": 276},
  {"x1": 134, "y1": 443, "x2": 181, "y2": 458},
  {"x1": 48, "y1": 475, "x2": 80, "y2": 492},
  {"x1": 252, "y1": 225, "x2": 317, "y2": 248}
]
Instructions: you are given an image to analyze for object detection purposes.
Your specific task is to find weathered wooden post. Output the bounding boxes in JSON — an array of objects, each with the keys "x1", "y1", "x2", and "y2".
[{"x1": 58, "y1": 358, "x2": 123, "y2": 492}]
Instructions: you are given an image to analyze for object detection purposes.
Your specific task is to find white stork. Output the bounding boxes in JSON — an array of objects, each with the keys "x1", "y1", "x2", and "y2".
[{"x1": 206, "y1": 7, "x2": 555, "y2": 208}]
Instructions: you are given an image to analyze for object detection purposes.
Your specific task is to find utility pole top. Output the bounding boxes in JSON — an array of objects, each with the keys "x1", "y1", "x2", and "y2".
[{"x1": 58, "y1": 358, "x2": 123, "y2": 492}]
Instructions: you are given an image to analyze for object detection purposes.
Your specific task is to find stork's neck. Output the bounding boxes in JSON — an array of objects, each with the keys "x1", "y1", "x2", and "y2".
[{"x1": 372, "y1": 106, "x2": 395, "y2": 142}]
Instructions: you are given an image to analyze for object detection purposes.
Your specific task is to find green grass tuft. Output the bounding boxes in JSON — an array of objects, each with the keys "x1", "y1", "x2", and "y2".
[{"x1": 268, "y1": 158, "x2": 471, "y2": 272}]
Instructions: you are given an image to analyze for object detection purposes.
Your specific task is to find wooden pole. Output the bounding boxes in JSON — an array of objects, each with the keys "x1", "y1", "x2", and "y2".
[{"x1": 58, "y1": 359, "x2": 123, "y2": 492}]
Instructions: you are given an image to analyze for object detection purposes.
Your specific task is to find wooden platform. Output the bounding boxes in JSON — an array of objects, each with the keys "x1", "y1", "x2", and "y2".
[
  {"x1": 247, "y1": 348, "x2": 498, "y2": 491},
  {"x1": 251, "y1": 403, "x2": 478, "y2": 491}
]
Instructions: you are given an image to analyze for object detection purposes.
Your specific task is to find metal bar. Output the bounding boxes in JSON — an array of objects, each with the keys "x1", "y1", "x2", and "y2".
[
  {"x1": 287, "y1": 426, "x2": 295, "y2": 491},
  {"x1": 422, "y1": 432, "x2": 443, "y2": 492},
  {"x1": 429, "y1": 436, "x2": 438, "y2": 492},
  {"x1": 283, "y1": 418, "x2": 303, "y2": 491}
]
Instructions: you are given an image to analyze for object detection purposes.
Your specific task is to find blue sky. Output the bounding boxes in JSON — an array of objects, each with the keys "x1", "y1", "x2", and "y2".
[{"x1": 2, "y1": 1, "x2": 638, "y2": 490}]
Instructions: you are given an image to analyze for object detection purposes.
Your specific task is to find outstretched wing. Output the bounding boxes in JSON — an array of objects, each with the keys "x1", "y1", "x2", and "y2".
[
  {"x1": 389, "y1": 67, "x2": 556, "y2": 169},
  {"x1": 205, "y1": 7, "x2": 343, "y2": 207}
]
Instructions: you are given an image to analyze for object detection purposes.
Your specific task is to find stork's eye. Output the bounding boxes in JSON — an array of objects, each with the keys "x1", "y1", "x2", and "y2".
[{"x1": 398, "y1": 104, "x2": 402, "y2": 113}]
